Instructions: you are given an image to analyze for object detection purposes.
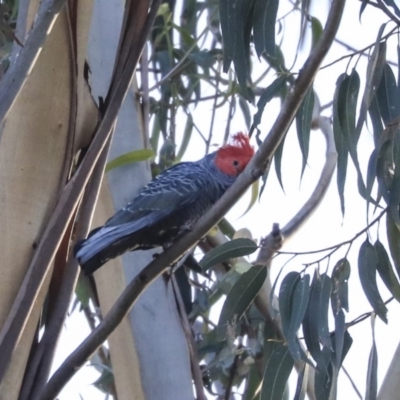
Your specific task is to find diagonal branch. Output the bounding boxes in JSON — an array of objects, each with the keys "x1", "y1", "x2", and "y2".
[{"x1": 37, "y1": 1, "x2": 345, "y2": 398}]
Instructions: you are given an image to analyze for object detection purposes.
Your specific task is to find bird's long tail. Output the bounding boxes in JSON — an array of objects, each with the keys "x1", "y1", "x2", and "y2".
[{"x1": 74, "y1": 224, "x2": 139, "y2": 274}]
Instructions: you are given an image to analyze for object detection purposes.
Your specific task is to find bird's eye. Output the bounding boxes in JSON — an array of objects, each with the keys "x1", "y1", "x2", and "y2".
[{"x1": 232, "y1": 160, "x2": 239, "y2": 167}]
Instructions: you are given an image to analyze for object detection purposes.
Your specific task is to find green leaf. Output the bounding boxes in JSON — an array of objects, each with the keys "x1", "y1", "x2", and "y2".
[
  {"x1": 260, "y1": 344, "x2": 294, "y2": 400},
  {"x1": 176, "y1": 114, "x2": 193, "y2": 161},
  {"x1": 219, "y1": 0, "x2": 254, "y2": 99},
  {"x1": 296, "y1": 87, "x2": 315, "y2": 177},
  {"x1": 388, "y1": 144, "x2": 400, "y2": 229},
  {"x1": 365, "y1": 316, "x2": 378, "y2": 400},
  {"x1": 311, "y1": 17, "x2": 323, "y2": 49},
  {"x1": 253, "y1": 0, "x2": 279, "y2": 59},
  {"x1": 279, "y1": 273, "x2": 310, "y2": 361},
  {"x1": 331, "y1": 259, "x2": 350, "y2": 314},
  {"x1": 369, "y1": 95, "x2": 385, "y2": 145},
  {"x1": 241, "y1": 180, "x2": 259, "y2": 217},
  {"x1": 316, "y1": 274, "x2": 333, "y2": 349},
  {"x1": 366, "y1": 149, "x2": 378, "y2": 210},
  {"x1": 376, "y1": 63, "x2": 400, "y2": 126},
  {"x1": 106, "y1": 149, "x2": 154, "y2": 172},
  {"x1": 250, "y1": 76, "x2": 287, "y2": 135},
  {"x1": 303, "y1": 273, "x2": 333, "y2": 369},
  {"x1": 293, "y1": 361, "x2": 309, "y2": 400},
  {"x1": 217, "y1": 265, "x2": 267, "y2": 340},
  {"x1": 355, "y1": 27, "x2": 386, "y2": 143},
  {"x1": 333, "y1": 74, "x2": 349, "y2": 216},
  {"x1": 376, "y1": 138, "x2": 393, "y2": 199},
  {"x1": 274, "y1": 131, "x2": 287, "y2": 191},
  {"x1": 335, "y1": 70, "x2": 368, "y2": 205},
  {"x1": 93, "y1": 368, "x2": 114, "y2": 394},
  {"x1": 244, "y1": 364, "x2": 262, "y2": 400},
  {"x1": 375, "y1": 240, "x2": 400, "y2": 302},
  {"x1": 358, "y1": 239, "x2": 388, "y2": 323},
  {"x1": 200, "y1": 238, "x2": 258, "y2": 271},
  {"x1": 333, "y1": 309, "x2": 346, "y2": 369},
  {"x1": 239, "y1": 94, "x2": 252, "y2": 130},
  {"x1": 386, "y1": 212, "x2": 400, "y2": 279}
]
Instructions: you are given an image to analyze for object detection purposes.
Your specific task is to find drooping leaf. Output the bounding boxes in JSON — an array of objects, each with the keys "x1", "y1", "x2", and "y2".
[
  {"x1": 279, "y1": 272, "x2": 310, "y2": 361},
  {"x1": 279, "y1": 272, "x2": 300, "y2": 345},
  {"x1": 355, "y1": 31, "x2": 386, "y2": 142},
  {"x1": 316, "y1": 274, "x2": 333, "y2": 349},
  {"x1": 376, "y1": 139, "x2": 393, "y2": 204},
  {"x1": 314, "y1": 346, "x2": 334, "y2": 400},
  {"x1": 253, "y1": 0, "x2": 279, "y2": 59},
  {"x1": 250, "y1": 76, "x2": 287, "y2": 135},
  {"x1": 333, "y1": 309, "x2": 346, "y2": 369},
  {"x1": 296, "y1": 87, "x2": 315, "y2": 177},
  {"x1": 176, "y1": 114, "x2": 193, "y2": 161},
  {"x1": 388, "y1": 144, "x2": 400, "y2": 229},
  {"x1": 333, "y1": 74, "x2": 349, "y2": 216},
  {"x1": 366, "y1": 149, "x2": 378, "y2": 210},
  {"x1": 376, "y1": 63, "x2": 400, "y2": 126},
  {"x1": 335, "y1": 69, "x2": 368, "y2": 203},
  {"x1": 331, "y1": 258, "x2": 350, "y2": 314},
  {"x1": 365, "y1": 316, "x2": 378, "y2": 400},
  {"x1": 274, "y1": 131, "x2": 287, "y2": 191},
  {"x1": 293, "y1": 361, "x2": 309, "y2": 400},
  {"x1": 386, "y1": 212, "x2": 400, "y2": 278},
  {"x1": 311, "y1": 17, "x2": 323, "y2": 49},
  {"x1": 369, "y1": 95, "x2": 385, "y2": 146},
  {"x1": 239, "y1": 94, "x2": 252, "y2": 130},
  {"x1": 105, "y1": 149, "x2": 155, "y2": 172},
  {"x1": 375, "y1": 240, "x2": 400, "y2": 302},
  {"x1": 219, "y1": 0, "x2": 254, "y2": 99},
  {"x1": 241, "y1": 179, "x2": 259, "y2": 217},
  {"x1": 244, "y1": 363, "x2": 262, "y2": 400},
  {"x1": 200, "y1": 238, "x2": 258, "y2": 271},
  {"x1": 93, "y1": 368, "x2": 115, "y2": 394},
  {"x1": 217, "y1": 265, "x2": 267, "y2": 340},
  {"x1": 358, "y1": 239, "x2": 388, "y2": 323},
  {"x1": 260, "y1": 344, "x2": 294, "y2": 400},
  {"x1": 303, "y1": 272, "x2": 332, "y2": 369}
]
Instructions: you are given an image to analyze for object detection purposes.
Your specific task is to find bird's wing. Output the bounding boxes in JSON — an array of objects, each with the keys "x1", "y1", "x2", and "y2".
[{"x1": 105, "y1": 161, "x2": 208, "y2": 227}]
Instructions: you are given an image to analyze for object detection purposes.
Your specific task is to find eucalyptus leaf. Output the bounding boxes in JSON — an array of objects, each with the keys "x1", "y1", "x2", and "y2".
[
  {"x1": 296, "y1": 87, "x2": 314, "y2": 177},
  {"x1": 311, "y1": 17, "x2": 323, "y2": 49},
  {"x1": 376, "y1": 63, "x2": 400, "y2": 126},
  {"x1": 176, "y1": 114, "x2": 193, "y2": 161},
  {"x1": 250, "y1": 76, "x2": 287, "y2": 135},
  {"x1": 365, "y1": 317, "x2": 378, "y2": 400},
  {"x1": 333, "y1": 74, "x2": 349, "y2": 215},
  {"x1": 200, "y1": 238, "x2": 258, "y2": 271},
  {"x1": 358, "y1": 239, "x2": 388, "y2": 323},
  {"x1": 106, "y1": 149, "x2": 154, "y2": 172},
  {"x1": 386, "y1": 212, "x2": 400, "y2": 278},
  {"x1": 253, "y1": 0, "x2": 279, "y2": 59},
  {"x1": 279, "y1": 272, "x2": 310, "y2": 361},
  {"x1": 261, "y1": 344, "x2": 294, "y2": 400},
  {"x1": 375, "y1": 240, "x2": 400, "y2": 302},
  {"x1": 331, "y1": 258, "x2": 350, "y2": 314},
  {"x1": 217, "y1": 265, "x2": 267, "y2": 340}
]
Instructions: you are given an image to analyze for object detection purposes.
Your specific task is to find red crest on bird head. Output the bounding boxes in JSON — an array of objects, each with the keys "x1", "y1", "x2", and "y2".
[{"x1": 215, "y1": 132, "x2": 254, "y2": 176}]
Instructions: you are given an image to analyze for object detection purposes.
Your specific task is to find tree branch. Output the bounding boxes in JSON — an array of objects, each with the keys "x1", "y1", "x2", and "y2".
[{"x1": 37, "y1": 1, "x2": 345, "y2": 398}]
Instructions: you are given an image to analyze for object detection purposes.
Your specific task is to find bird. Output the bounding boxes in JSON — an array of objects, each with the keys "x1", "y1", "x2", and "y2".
[{"x1": 74, "y1": 133, "x2": 254, "y2": 275}]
